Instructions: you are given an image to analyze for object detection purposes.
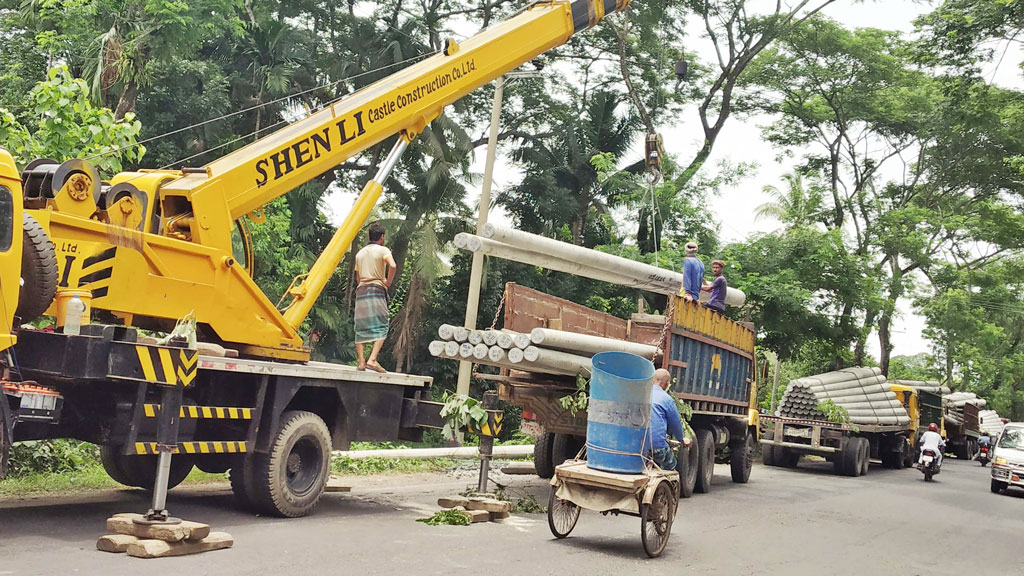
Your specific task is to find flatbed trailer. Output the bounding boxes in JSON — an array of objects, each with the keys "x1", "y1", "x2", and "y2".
[
  {"x1": 760, "y1": 415, "x2": 915, "y2": 476},
  {"x1": 6, "y1": 325, "x2": 449, "y2": 517}
]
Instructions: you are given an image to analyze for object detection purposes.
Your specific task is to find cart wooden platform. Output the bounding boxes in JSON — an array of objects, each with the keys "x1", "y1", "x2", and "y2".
[{"x1": 547, "y1": 459, "x2": 679, "y2": 557}]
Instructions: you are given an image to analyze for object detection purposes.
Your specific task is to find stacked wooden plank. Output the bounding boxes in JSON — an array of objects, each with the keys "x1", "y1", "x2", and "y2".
[
  {"x1": 776, "y1": 367, "x2": 911, "y2": 426},
  {"x1": 97, "y1": 514, "x2": 232, "y2": 558}
]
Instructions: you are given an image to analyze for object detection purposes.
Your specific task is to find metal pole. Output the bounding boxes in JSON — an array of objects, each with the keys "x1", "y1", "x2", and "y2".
[
  {"x1": 456, "y1": 76, "x2": 505, "y2": 399},
  {"x1": 477, "y1": 391, "x2": 499, "y2": 493}
]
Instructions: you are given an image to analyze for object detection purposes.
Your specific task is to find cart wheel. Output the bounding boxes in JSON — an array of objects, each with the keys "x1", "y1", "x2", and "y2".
[
  {"x1": 547, "y1": 487, "x2": 580, "y2": 539},
  {"x1": 641, "y1": 481, "x2": 675, "y2": 558}
]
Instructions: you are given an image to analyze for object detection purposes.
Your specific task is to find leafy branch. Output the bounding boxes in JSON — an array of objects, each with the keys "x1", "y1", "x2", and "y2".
[
  {"x1": 817, "y1": 399, "x2": 850, "y2": 425},
  {"x1": 439, "y1": 392, "x2": 489, "y2": 441},
  {"x1": 558, "y1": 372, "x2": 590, "y2": 417}
]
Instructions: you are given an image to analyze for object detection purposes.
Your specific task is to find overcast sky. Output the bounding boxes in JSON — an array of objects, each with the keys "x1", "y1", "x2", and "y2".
[{"x1": 324, "y1": 0, "x2": 1022, "y2": 363}]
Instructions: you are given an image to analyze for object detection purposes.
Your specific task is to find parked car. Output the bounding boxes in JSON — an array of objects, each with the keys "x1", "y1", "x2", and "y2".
[{"x1": 990, "y1": 423, "x2": 1024, "y2": 494}]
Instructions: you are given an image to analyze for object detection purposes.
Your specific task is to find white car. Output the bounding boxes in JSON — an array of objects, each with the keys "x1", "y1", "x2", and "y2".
[{"x1": 991, "y1": 423, "x2": 1024, "y2": 494}]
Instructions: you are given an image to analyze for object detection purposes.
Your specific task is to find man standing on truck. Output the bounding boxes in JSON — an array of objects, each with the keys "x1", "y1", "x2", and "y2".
[
  {"x1": 650, "y1": 368, "x2": 685, "y2": 470},
  {"x1": 354, "y1": 222, "x2": 397, "y2": 373},
  {"x1": 702, "y1": 259, "x2": 727, "y2": 314},
  {"x1": 681, "y1": 242, "x2": 704, "y2": 302}
]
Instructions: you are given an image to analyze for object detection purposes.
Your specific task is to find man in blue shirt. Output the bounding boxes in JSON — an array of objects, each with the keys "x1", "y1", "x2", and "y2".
[
  {"x1": 681, "y1": 242, "x2": 704, "y2": 301},
  {"x1": 702, "y1": 259, "x2": 727, "y2": 314},
  {"x1": 650, "y1": 368, "x2": 685, "y2": 470}
]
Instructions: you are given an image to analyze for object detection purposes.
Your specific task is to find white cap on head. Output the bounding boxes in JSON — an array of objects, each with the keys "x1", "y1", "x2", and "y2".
[{"x1": 685, "y1": 242, "x2": 698, "y2": 255}]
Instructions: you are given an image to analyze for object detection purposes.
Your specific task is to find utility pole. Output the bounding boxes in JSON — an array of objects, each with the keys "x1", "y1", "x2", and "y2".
[
  {"x1": 770, "y1": 356, "x2": 781, "y2": 413},
  {"x1": 456, "y1": 75, "x2": 505, "y2": 400},
  {"x1": 456, "y1": 70, "x2": 541, "y2": 400}
]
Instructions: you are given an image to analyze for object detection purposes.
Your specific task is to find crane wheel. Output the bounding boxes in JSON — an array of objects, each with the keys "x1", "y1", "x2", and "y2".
[{"x1": 17, "y1": 213, "x2": 58, "y2": 322}]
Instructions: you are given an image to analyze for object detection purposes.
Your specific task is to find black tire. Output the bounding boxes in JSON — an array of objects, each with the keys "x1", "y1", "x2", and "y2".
[
  {"x1": 230, "y1": 454, "x2": 260, "y2": 510},
  {"x1": 195, "y1": 454, "x2": 231, "y2": 474},
  {"x1": 762, "y1": 444, "x2": 777, "y2": 467},
  {"x1": 676, "y1": 442, "x2": 699, "y2": 498},
  {"x1": 100, "y1": 445, "x2": 135, "y2": 486},
  {"x1": 17, "y1": 213, "x2": 58, "y2": 322},
  {"x1": 547, "y1": 487, "x2": 580, "y2": 539},
  {"x1": 100, "y1": 446, "x2": 194, "y2": 490},
  {"x1": 552, "y1": 433, "x2": 582, "y2": 466},
  {"x1": 534, "y1": 433, "x2": 556, "y2": 479},
  {"x1": 991, "y1": 479, "x2": 1007, "y2": 494},
  {"x1": 779, "y1": 446, "x2": 800, "y2": 468},
  {"x1": 858, "y1": 438, "x2": 870, "y2": 476},
  {"x1": 902, "y1": 441, "x2": 915, "y2": 469},
  {"x1": 924, "y1": 470, "x2": 933, "y2": 482},
  {"x1": 840, "y1": 438, "x2": 860, "y2": 477},
  {"x1": 892, "y1": 437, "x2": 907, "y2": 470},
  {"x1": 694, "y1": 428, "x2": 715, "y2": 494},
  {"x1": 253, "y1": 410, "x2": 332, "y2": 518},
  {"x1": 641, "y1": 481, "x2": 675, "y2": 558},
  {"x1": 730, "y1": 432, "x2": 754, "y2": 484}
]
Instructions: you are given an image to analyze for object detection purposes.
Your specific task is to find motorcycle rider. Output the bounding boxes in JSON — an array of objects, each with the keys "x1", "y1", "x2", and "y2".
[
  {"x1": 919, "y1": 423, "x2": 945, "y2": 467},
  {"x1": 979, "y1": 431, "x2": 992, "y2": 449}
]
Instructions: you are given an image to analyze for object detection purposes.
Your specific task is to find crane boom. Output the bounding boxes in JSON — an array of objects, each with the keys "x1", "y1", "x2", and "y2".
[{"x1": 22, "y1": 0, "x2": 630, "y2": 360}]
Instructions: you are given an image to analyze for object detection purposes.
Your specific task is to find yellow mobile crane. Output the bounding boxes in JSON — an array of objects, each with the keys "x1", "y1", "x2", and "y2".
[
  {"x1": 19, "y1": 0, "x2": 630, "y2": 361},
  {"x1": 0, "y1": 0, "x2": 630, "y2": 517}
]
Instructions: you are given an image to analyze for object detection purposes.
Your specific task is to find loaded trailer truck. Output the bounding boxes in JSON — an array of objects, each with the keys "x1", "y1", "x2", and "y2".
[
  {"x1": 760, "y1": 380, "x2": 922, "y2": 476},
  {"x1": 492, "y1": 283, "x2": 759, "y2": 497}
]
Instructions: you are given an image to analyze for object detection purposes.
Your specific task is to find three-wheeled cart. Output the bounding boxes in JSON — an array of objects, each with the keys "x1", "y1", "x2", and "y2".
[{"x1": 546, "y1": 459, "x2": 679, "y2": 557}]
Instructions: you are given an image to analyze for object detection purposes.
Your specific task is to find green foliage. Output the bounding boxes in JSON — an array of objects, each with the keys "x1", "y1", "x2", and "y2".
[
  {"x1": 7, "y1": 440, "x2": 98, "y2": 476},
  {"x1": 439, "y1": 393, "x2": 489, "y2": 441},
  {"x1": 512, "y1": 493, "x2": 546, "y2": 514},
  {"x1": 817, "y1": 399, "x2": 850, "y2": 425},
  {"x1": 0, "y1": 67, "x2": 144, "y2": 173},
  {"x1": 674, "y1": 396, "x2": 693, "y2": 422},
  {"x1": 417, "y1": 509, "x2": 471, "y2": 526},
  {"x1": 558, "y1": 372, "x2": 590, "y2": 417},
  {"x1": 331, "y1": 454, "x2": 454, "y2": 476}
]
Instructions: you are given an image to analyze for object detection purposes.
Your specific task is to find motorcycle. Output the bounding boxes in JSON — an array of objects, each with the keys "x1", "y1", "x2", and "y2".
[
  {"x1": 978, "y1": 444, "x2": 990, "y2": 467},
  {"x1": 919, "y1": 448, "x2": 941, "y2": 481}
]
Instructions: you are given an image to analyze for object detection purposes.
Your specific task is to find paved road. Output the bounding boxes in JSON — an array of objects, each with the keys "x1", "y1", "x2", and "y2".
[{"x1": 1, "y1": 457, "x2": 1021, "y2": 575}]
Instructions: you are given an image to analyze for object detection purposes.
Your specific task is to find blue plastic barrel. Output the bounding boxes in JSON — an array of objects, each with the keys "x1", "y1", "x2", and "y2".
[{"x1": 586, "y1": 351, "x2": 656, "y2": 473}]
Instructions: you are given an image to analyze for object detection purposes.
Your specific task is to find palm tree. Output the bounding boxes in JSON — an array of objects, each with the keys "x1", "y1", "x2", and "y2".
[
  {"x1": 755, "y1": 173, "x2": 827, "y2": 229},
  {"x1": 504, "y1": 90, "x2": 641, "y2": 245}
]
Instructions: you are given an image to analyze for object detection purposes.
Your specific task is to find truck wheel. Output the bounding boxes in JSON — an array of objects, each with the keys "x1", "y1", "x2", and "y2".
[
  {"x1": 253, "y1": 410, "x2": 332, "y2": 518},
  {"x1": 676, "y1": 443, "x2": 698, "y2": 498},
  {"x1": 552, "y1": 433, "x2": 583, "y2": 466},
  {"x1": 762, "y1": 444, "x2": 776, "y2": 466},
  {"x1": 100, "y1": 446, "x2": 194, "y2": 490},
  {"x1": 892, "y1": 437, "x2": 907, "y2": 470},
  {"x1": 17, "y1": 213, "x2": 58, "y2": 322},
  {"x1": 534, "y1": 433, "x2": 556, "y2": 479},
  {"x1": 694, "y1": 428, "x2": 715, "y2": 494},
  {"x1": 230, "y1": 454, "x2": 261, "y2": 510},
  {"x1": 840, "y1": 438, "x2": 860, "y2": 477},
  {"x1": 779, "y1": 447, "x2": 800, "y2": 468},
  {"x1": 991, "y1": 479, "x2": 1007, "y2": 494},
  {"x1": 729, "y1": 433, "x2": 753, "y2": 484},
  {"x1": 858, "y1": 438, "x2": 870, "y2": 476}
]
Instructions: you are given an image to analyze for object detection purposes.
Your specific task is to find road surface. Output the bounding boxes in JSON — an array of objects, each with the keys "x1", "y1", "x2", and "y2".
[{"x1": 1, "y1": 457, "x2": 1021, "y2": 575}]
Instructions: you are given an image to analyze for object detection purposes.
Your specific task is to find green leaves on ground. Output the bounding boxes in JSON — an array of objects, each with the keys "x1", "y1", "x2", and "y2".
[{"x1": 417, "y1": 509, "x2": 472, "y2": 526}]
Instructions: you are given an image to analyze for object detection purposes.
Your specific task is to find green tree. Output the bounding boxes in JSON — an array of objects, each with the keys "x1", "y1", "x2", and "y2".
[{"x1": 0, "y1": 66, "x2": 144, "y2": 172}]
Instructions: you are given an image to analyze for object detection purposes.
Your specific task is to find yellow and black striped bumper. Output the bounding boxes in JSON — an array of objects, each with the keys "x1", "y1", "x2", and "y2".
[
  {"x1": 143, "y1": 404, "x2": 253, "y2": 420},
  {"x1": 134, "y1": 441, "x2": 248, "y2": 455}
]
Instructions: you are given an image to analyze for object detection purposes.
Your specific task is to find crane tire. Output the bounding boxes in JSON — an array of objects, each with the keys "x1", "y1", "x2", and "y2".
[{"x1": 17, "y1": 213, "x2": 58, "y2": 322}]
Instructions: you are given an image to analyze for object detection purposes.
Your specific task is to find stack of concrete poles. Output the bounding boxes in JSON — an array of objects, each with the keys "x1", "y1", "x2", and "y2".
[
  {"x1": 943, "y1": 392, "x2": 987, "y2": 428},
  {"x1": 453, "y1": 225, "x2": 746, "y2": 306},
  {"x1": 980, "y1": 410, "x2": 1006, "y2": 436},
  {"x1": 430, "y1": 325, "x2": 592, "y2": 377},
  {"x1": 776, "y1": 367, "x2": 911, "y2": 426},
  {"x1": 890, "y1": 380, "x2": 951, "y2": 395}
]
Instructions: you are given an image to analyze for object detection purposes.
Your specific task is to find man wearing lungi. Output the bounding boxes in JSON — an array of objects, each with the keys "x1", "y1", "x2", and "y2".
[{"x1": 354, "y1": 222, "x2": 396, "y2": 372}]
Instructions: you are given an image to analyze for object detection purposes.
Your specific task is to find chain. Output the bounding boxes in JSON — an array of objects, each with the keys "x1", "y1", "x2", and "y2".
[
  {"x1": 489, "y1": 286, "x2": 507, "y2": 331},
  {"x1": 654, "y1": 295, "x2": 676, "y2": 362}
]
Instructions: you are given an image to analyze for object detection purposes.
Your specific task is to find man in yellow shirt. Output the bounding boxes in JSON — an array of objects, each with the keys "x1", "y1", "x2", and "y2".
[{"x1": 354, "y1": 223, "x2": 396, "y2": 372}]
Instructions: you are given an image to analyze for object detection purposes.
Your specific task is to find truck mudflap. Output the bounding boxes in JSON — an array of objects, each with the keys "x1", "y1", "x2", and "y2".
[{"x1": 0, "y1": 392, "x2": 11, "y2": 478}]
